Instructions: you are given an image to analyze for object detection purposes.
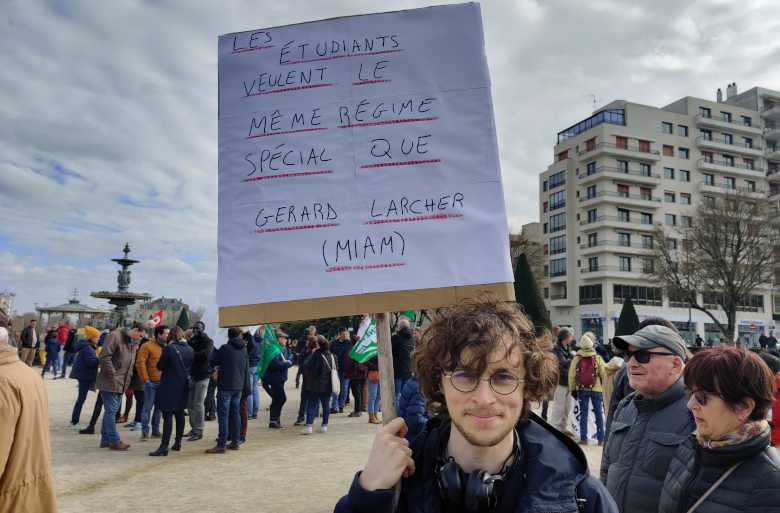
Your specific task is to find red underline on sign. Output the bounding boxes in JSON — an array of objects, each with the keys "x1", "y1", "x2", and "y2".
[
  {"x1": 246, "y1": 128, "x2": 328, "y2": 139},
  {"x1": 243, "y1": 83, "x2": 335, "y2": 97},
  {"x1": 353, "y1": 79, "x2": 391, "y2": 85},
  {"x1": 360, "y1": 159, "x2": 441, "y2": 169},
  {"x1": 278, "y1": 49, "x2": 404, "y2": 66},
  {"x1": 251, "y1": 223, "x2": 339, "y2": 234},
  {"x1": 230, "y1": 45, "x2": 274, "y2": 55},
  {"x1": 325, "y1": 262, "x2": 406, "y2": 272},
  {"x1": 363, "y1": 214, "x2": 463, "y2": 225},
  {"x1": 338, "y1": 117, "x2": 438, "y2": 129},
  {"x1": 242, "y1": 170, "x2": 333, "y2": 182}
]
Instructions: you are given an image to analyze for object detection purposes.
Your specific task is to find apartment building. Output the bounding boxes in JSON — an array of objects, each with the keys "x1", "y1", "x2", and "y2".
[{"x1": 538, "y1": 84, "x2": 780, "y2": 345}]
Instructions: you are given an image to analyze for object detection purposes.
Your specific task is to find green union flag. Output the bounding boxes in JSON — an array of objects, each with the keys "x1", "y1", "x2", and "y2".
[
  {"x1": 257, "y1": 325, "x2": 284, "y2": 379},
  {"x1": 349, "y1": 315, "x2": 378, "y2": 363}
]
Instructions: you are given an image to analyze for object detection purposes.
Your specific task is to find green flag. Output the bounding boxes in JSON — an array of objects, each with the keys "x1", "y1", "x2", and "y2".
[
  {"x1": 402, "y1": 310, "x2": 415, "y2": 322},
  {"x1": 257, "y1": 325, "x2": 284, "y2": 379},
  {"x1": 349, "y1": 315, "x2": 378, "y2": 363}
]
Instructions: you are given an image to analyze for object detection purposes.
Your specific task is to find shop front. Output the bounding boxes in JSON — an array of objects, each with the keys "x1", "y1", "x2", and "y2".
[{"x1": 581, "y1": 311, "x2": 606, "y2": 341}]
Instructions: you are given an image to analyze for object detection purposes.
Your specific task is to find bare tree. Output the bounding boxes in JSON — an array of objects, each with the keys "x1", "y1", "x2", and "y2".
[
  {"x1": 642, "y1": 190, "x2": 778, "y2": 342},
  {"x1": 509, "y1": 225, "x2": 546, "y2": 287}
]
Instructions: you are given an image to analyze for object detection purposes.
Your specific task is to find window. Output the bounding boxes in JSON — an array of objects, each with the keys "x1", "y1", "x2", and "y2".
[
  {"x1": 543, "y1": 244, "x2": 548, "y2": 255},
  {"x1": 543, "y1": 287, "x2": 549, "y2": 299},
  {"x1": 617, "y1": 185, "x2": 629, "y2": 197},
  {"x1": 579, "y1": 285, "x2": 602, "y2": 305},
  {"x1": 588, "y1": 257, "x2": 599, "y2": 271},
  {"x1": 588, "y1": 233, "x2": 598, "y2": 247},
  {"x1": 702, "y1": 151, "x2": 714, "y2": 163},
  {"x1": 639, "y1": 140, "x2": 650, "y2": 153},
  {"x1": 742, "y1": 137, "x2": 753, "y2": 149},
  {"x1": 543, "y1": 181, "x2": 548, "y2": 192},
  {"x1": 587, "y1": 185, "x2": 597, "y2": 199},
  {"x1": 682, "y1": 239, "x2": 693, "y2": 250},
  {"x1": 680, "y1": 193, "x2": 691, "y2": 205},
  {"x1": 666, "y1": 214, "x2": 676, "y2": 226},
  {"x1": 543, "y1": 201, "x2": 548, "y2": 213},
  {"x1": 741, "y1": 116, "x2": 752, "y2": 126},
  {"x1": 550, "y1": 235, "x2": 566, "y2": 255},
  {"x1": 668, "y1": 289, "x2": 687, "y2": 309},
  {"x1": 703, "y1": 173, "x2": 714, "y2": 186},
  {"x1": 679, "y1": 148, "x2": 690, "y2": 159},
  {"x1": 662, "y1": 122, "x2": 672, "y2": 134},
  {"x1": 736, "y1": 295, "x2": 764, "y2": 313},
  {"x1": 616, "y1": 160, "x2": 628, "y2": 173},
  {"x1": 665, "y1": 192, "x2": 675, "y2": 203},
  {"x1": 721, "y1": 112, "x2": 732, "y2": 122},
  {"x1": 550, "y1": 191, "x2": 566, "y2": 210},
  {"x1": 640, "y1": 187, "x2": 652, "y2": 200},
  {"x1": 642, "y1": 258, "x2": 654, "y2": 272},
  {"x1": 667, "y1": 238, "x2": 677, "y2": 249},
  {"x1": 724, "y1": 177, "x2": 735, "y2": 189},
  {"x1": 664, "y1": 167, "x2": 674, "y2": 179},
  {"x1": 745, "y1": 180, "x2": 755, "y2": 191},
  {"x1": 744, "y1": 159, "x2": 754, "y2": 170},
  {"x1": 641, "y1": 212, "x2": 652, "y2": 224},
  {"x1": 587, "y1": 162, "x2": 597, "y2": 175},
  {"x1": 586, "y1": 138, "x2": 596, "y2": 151},
  {"x1": 700, "y1": 107, "x2": 711, "y2": 118},
  {"x1": 722, "y1": 134, "x2": 733, "y2": 145},
  {"x1": 723, "y1": 155, "x2": 734, "y2": 166},
  {"x1": 619, "y1": 256, "x2": 631, "y2": 271},
  {"x1": 642, "y1": 235, "x2": 653, "y2": 248},
  {"x1": 618, "y1": 233, "x2": 630, "y2": 246},
  {"x1": 558, "y1": 110, "x2": 625, "y2": 143},
  {"x1": 678, "y1": 125, "x2": 688, "y2": 136},
  {"x1": 616, "y1": 136, "x2": 628, "y2": 149},
  {"x1": 557, "y1": 150, "x2": 568, "y2": 161},
  {"x1": 614, "y1": 284, "x2": 663, "y2": 306},
  {"x1": 550, "y1": 258, "x2": 566, "y2": 277},
  {"x1": 549, "y1": 170, "x2": 566, "y2": 189},
  {"x1": 700, "y1": 129, "x2": 712, "y2": 140},
  {"x1": 618, "y1": 208, "x2": 630, "y2": 222},
  {"x1": 681, "y1": 215, "x2": 692, "y2": 227},
  {"x1": 550, "y1": 212, "x2": 566, "y2": 232},
  {"x1": 680, "y1": 170, "x2": 690, "y2": 182},
  {"x1": 663, "y1": 145, "x2": 674, "y2": 156},
  {"x1": 587, "y1": 209, "x2": 597, "y2": 222}
]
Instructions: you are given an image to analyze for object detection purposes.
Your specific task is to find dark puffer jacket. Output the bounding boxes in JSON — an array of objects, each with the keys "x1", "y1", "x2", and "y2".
[
  {"x1": 391, "y1": 327, "x2": 414, "y2": 379},
  {"x1": 600, "y1": 378, "x2": 696, "y2": 513},
  {"x1": 69, "y1": 339, "x2": 99, "y2": 382},
  {"x1": 211, "y1": 337, "x2": 248, "y2": 391},
  {"x1": 397, "y1": 376, "x2": 431, "y2": 443},
  {"x1": 552, "y1": 340, "x2": 574, "y2": 387},
  {"x1": 659, "y1": 429, "x2": 780, "y2": 513},
  {"x1": 188, "y1": 333, "x2": 214, "y2": 382}
]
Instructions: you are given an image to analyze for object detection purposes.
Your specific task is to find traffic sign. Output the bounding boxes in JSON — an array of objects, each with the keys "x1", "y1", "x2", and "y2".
[{"x1": 750, "y1": 323, "x2": 756, "y2": 331}]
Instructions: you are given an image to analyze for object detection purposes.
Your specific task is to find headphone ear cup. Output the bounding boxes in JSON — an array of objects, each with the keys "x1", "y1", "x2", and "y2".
[
  {"x1": 438, "y1": 460, "x2": 467, "y2": 505},
  {"x1": 464, "y1": 470, "x2": 491, "y2": 512}
]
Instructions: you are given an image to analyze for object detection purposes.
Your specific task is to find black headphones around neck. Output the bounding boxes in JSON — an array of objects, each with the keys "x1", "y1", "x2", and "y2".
[{"x1": 434, "y1": 421, "x2": 521, "y2": 512}]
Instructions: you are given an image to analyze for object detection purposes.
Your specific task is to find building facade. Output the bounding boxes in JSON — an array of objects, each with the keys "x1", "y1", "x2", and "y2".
[
  {"x1": 538, "y1": 85, "x2": 780, "y2": 345},
  {"x1": 134, "y1": 296, "x2": 190, "y2": 326},
  {"x1": 0, "y1": 291, "x2": 15, "y2": 318}
]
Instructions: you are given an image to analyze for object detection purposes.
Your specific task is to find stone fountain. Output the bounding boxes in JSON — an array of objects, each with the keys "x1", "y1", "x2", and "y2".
[{"x1": 91, "y1": 243, "x2": 153, "y2": 328}]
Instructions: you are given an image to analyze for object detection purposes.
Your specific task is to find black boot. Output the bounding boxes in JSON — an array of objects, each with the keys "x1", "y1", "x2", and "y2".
[
  {"x1": 149, "y1": 444, "x2": 169, "y2": 457},
  {"x1": 79, "y1": 425, "x2": 95, "y2": 435},
  {"x1": 171, "y1": 439, "x2": 182, "y2": 451}
]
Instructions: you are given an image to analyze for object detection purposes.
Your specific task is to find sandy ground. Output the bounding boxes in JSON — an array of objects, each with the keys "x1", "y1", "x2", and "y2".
[{"x1": 44, "y1": 369, "x2": 604, "y2": 513}]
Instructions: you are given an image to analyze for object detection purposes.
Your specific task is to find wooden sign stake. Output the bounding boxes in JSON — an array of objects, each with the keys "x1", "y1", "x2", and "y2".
[{"x1": 375, "y1": 312, "x2": 402, "y2": 511}]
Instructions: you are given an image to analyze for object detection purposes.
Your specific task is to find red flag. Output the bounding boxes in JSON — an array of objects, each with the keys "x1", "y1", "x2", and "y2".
[{"x1": 152, "y1": 309, "x2": 164, "y2": 327}]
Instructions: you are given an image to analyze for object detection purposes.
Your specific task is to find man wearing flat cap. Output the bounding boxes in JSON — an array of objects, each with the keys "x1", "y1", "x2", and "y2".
[{"x1": 600, "y1": 325, "x2": 696, "y2": 513}]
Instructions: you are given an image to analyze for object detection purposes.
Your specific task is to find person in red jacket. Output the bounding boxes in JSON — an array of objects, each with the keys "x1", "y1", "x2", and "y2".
[
  {"x1": 758, "y1": 351, "x2": 780, "y2": 446},
  {"x1": 57, "y1": 321, "x2": 69, "y2": 370}
]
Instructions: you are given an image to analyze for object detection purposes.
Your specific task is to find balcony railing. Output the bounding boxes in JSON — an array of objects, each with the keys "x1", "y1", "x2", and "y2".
[
  {"x1": 762, "y1": 103, "x2": 777, "y2": 113},
  {"x1": 700, "y1": 181, "x2": 765, "y2": 194},
  {"x1": 581, "y1": 265, "x2": 638, "y2": 274},
  {"x1": 550, "y1": 294, "x2": 567, "y2": 300},
  {"x1": 550, "y1": 270, "x2": 567, "y2": 277},
  {"x1": 768, "y1": 168, "x2": 780, "y2": 178},
  {"x1": 578, "y1": 142, "x2": 660, "y2": 157},
  {"x1": 579, "y1": 241, "x2": 648, "y2": 250},
  {"x1": 578, "y1": 166, "x2": 660, "y2": 180},
  {"x1": 549, "y1": 202, "x2": 566, "y2": 211},
  {"x1": 550, "y1": 224, "x2": 566, "y2": 233},
  {"x1": 766, "y1": 147, "x2": 779, "y2": 155},
  {"x1": 764, "y1": 123, "x2": 777, "y2": 133},
  {"x1": 579, "y1": 215, "x2": 661, "y2": 226},
  {"x1": 698, "y1": 158, "x2": 762, "y2": 172},
  {"x1": 695, "y1": 113, "x2": 761, "y2": 129},
  {"x1": 579, "y1": 191, "x2": 661, "y2": 202},
  {"x1": 697, "y1": 135, "x2": 762, "y2": 151}
]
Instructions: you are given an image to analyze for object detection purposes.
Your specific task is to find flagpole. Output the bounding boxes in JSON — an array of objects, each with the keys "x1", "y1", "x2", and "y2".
[{"x1": 375, "y1": 312, "x2": 401, "y2": 512}]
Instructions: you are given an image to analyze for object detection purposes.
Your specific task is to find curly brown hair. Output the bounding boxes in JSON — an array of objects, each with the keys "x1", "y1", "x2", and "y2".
[{"x1": 413, "y1": 292, "x2": 558, "y2": 422}]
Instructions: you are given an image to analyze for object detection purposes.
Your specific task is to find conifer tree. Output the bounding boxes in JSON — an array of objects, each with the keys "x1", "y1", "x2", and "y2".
[
  {"x1": 614, "y1": 296, "x2": 639, "y2": 336},
  {"x1": 513, "y1": 253, "x2": 553, "y2": 337},
  {"x1": 176, "y1": 308, "x2": 190, "y2": 330}
]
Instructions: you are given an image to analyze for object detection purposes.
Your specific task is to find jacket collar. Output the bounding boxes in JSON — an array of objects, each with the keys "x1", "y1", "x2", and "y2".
[
  {"x1": 695, "y1": 428, "x2": 772, "y2": 467},
  {"x1": 0, "y1": 347, "x2": 20, "y2": 365},
  {"x1": 634, "y1": 377, "x2": 685, "y2": 413}
]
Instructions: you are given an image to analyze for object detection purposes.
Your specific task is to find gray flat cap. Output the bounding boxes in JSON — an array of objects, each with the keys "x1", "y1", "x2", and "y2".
[{"x1": 613, "y1": 325, "x2": 686, "y2": 359}]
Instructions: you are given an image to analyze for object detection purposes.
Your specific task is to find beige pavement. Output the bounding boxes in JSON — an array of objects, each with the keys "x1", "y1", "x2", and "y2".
[{"x1": 44, "y1": 370, "x2": 603, "y2": 512}]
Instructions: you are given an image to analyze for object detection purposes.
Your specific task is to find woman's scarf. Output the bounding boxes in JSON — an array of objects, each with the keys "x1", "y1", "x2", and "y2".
[{"x1": 697, "y1": 420, "x2": 769, "y2": 449}]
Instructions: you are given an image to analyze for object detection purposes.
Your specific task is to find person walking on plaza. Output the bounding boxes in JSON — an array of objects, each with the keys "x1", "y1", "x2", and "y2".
[
  {"x1": 658, "y1": 346, "x2": 780, "y2": 512},
  {"x1": 294, "y1": 336, "x2": 319, "y2": 426},
  {"x1": 187, "y1": 321, "x2": 213, "y2": 443},
  {"x1": 301, "y1": 336, "x2": 334, "y2": 435},
  {"x1": 68, "y1": 326, "x2": 100, "y2": 430},
  {"x1": 768, "y1": 330, "x2": 778, "y2": 349},
  {"x1": 365, "y1": 355, "x2": 382, "y2": 424},
  {"x1": 206, "y1": 328, "x2": 247, "y2": 453},
  {"x1": 136, "y1": 325, "x2": 168, "y2": 441},
  {"x1": 344, "y1": 334, "x2": 367, "y2": 418},
  {"x1": 550, "y1": 326, "x2": 575, "y2": 435},
  {"x1": 41, "y1": 330, "x2": 61, "y2": 379},
  {"x1": 60, "y1": 325, "x2": 78, "y2": 378},
  {"x1": 57, "y1": 321, "x2": 69, "y2": 369},
  {"x1": 569, "y1": 335, "x2": 606, "y2": 446},
  {"x1": 600, "y1": 324, "x2": 696, "y2": 513},
  {"x1": 247, "y1": 328, "x2": 263, "y2": 419},
  {"x1": 95, "y1": 321, "x2": 145, "y2": 451},
  {"x1": 0, "y1": 326, "x2": 58, "y2": 512},
  {"x1": 264, "y1": 331, "x2": 293, "y2": 429},
  {"x1": 149, "y1": 327, "x2": 194, "y2": 457},
  {"x1": 391, "y1": 318, "x2": 414, "y2": 406},
  {"x1": 329, "y1": 327, "x2": 351, "y2": 413},
  {"x1": 19, "y1": 318, "x2": 40, "y2": 367}
]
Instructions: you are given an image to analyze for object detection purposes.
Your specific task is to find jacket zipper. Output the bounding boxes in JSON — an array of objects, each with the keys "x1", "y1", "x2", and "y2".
[
  {"x1": 677, "y1": 443, "x2": 700, "y2": 513},
  {"x1": 621, "y1": 411, "x2": 650, "y2": 513}
]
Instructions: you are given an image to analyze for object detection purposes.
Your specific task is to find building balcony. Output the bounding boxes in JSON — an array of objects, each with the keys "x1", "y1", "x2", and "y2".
[
  {"x1": 766, "y1": 146, "x2": 780, "y2": 161},
  {"x1": 579, "y1": 215, "x2": 661, "y2": 232},
  {"x1": 580, "y1": 265, "x2": 644, "y2": 280},
  {"x1": 696, "y1": 136, "x2": 763, "y2": 158},
  {"x1": 579, "y1": 191, "x2": 662, "y2": 210},
  {"x1": 549, "y1": 270, "x2": 567, "y2": 283},
  {"x1": 764, "y1": 123, "x2": 780, "y2": 143},
  {"x1": 578, "y1": 166, "x2": 661, "y2": 187},
  {"x1": 549, "y1": 294, "x2": 574, "y2": 307},
  {"x1": 769, "y1": 190, "x2": 780, "y2": 202},
  {"x1": 697, "y1": 158, "x2": 764, "y2": 177},
  {"x1": 579, "y1": 241, "x2": 651, "y2": 256},
  {"x1": 697, "y1": 181, "x2": 766, "y2": 198},
  {"x1": 694, "y1": 113, "x2": 762, "y2": 136},
  {"x1": 761, "y1": 103, "x2": 780, "y2": 122},
  {"x1": 766, "y1": 169, "x2": 780, "y2": 183},
  {"x1": 577, "y1": 142, "x2": 661, "y2": 164}
]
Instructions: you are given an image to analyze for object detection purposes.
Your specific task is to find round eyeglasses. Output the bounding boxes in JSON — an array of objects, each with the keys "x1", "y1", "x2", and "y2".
[{"x1": 443, "y1": 370, "x2": 524, "y2": 395}]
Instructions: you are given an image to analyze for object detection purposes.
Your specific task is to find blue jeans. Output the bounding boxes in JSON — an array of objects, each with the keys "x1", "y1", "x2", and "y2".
[
  {"x1": 100, "y1": 391, "x2": 123, "y2": 445},
  {"x1": 61, "y1": 352, "x2": 76, "y2": 377},
  {"x1": 217, "y1": 390, "x2": 242, "y2": 448},
  {"x1": 246, "y1": 368, "x2": 260, "y2": 417},
  {"x1": 41, "y1": 354, "x2": 59, "y2": 376},
  {"x1": 578, "y1": 390, "x2": 604, "y2": 443},
  {"x1": 72, "y1": 380, "x2": 92, "y2": 423},
  {"x1": 367, "y1": 380, "x2": 381, "y2": 414},
  {"x1": 141, "y1": 381, "x2": 162, "y2": 435},
  {"x1": 307, "y1": 391, "x2": 331, "y2": 426},
  {"x1": 58, "y1": 349, "x2": 64, "y2": 369},
  {"x1": 331, "y1": 371, "x2": 349, "y2": 409},
  {"x1": 395, "y1": 378, "x2": 410, "y2": 407},
  {"x1": 298, "y1": 382, "x2": 320, "y2": 419}
]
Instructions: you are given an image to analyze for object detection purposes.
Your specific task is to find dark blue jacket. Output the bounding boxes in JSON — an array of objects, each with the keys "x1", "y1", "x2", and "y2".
[
  {"x1": 69, "y1": 339, "x2": 99, "y2": 382},
  {"x1": 335, "y1": 414, "x2": 617, "y2": 513},
  {"x1": 330, "y1": 337, "x2": 352, "y2": 372},
  {"x1": 211, "y1": 337, "x2": 248, "y2": 391},
  {"x1": 98, "y1": 333, "x2": 108, "y2": 347},
  {"x1": 249, "y1": 333, "x2": 263, "y2": 367},
  {"x1": 397, "y1": 376, "x2": 431, "y2": 442},
  {"x1": 263, "y1": 353, "x2": 292, "y2": 384},
  {"x1": 155, "y1": 340, "x2": 194, "y2": 412},
  {"x1": 45, "y1": 338, "x2": 61, "y2": 356},
  {"x1": 391, "y1": 327, "x2": 414, "y2": 379}
]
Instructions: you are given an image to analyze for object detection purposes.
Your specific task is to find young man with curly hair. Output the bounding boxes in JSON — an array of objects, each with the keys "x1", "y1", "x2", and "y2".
[{"x1": 335, "y1": 293, "x2": 617, "y2": 513}]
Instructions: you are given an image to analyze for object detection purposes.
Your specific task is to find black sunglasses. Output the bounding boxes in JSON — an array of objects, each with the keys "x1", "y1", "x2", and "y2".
[
  {"x1": 624, "y1": 349, "x2": 676, "y2": 364},
  {"x1": 684, "y1": 386, "x2": 716, "y2": 406}
]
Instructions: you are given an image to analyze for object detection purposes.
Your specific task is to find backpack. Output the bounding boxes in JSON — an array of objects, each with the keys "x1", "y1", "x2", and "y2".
[{"x1": 575, "y1": 355, "x2": 598, "y2": 389}]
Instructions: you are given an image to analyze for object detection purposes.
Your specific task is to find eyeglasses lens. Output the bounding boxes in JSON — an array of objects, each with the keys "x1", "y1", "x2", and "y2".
[
  {"x1": 450, "y1": 371, "x2": 476, "y2": 392},
  {"x1": 449, "y1": 371, "x2": 520, "y2": 395},
  {"x1": 684, "y1": 386, "x2": 707, "y2": 405},
  {"x1": 627, "y1": 350, "x2": 651, "y2": 364}
]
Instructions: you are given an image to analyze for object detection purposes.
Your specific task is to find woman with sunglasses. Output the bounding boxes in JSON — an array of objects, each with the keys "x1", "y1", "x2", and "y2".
[{"x1": 659, "y1": 346, "x2": 780, "y2": 512}]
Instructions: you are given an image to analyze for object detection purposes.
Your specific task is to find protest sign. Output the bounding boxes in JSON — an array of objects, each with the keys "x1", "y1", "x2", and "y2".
[{"x1": 217, "y1": 3, "x2": 514, "y2": 325}]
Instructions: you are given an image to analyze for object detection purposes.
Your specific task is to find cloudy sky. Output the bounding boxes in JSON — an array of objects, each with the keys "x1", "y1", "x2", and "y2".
[{"x1": 1, "y1": 0, "x2": 778, "y2": 315}]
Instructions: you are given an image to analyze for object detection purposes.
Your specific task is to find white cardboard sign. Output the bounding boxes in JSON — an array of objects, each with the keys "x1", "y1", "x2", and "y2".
[{"x1": 217, "y1": 3, "x2": 513, "y2": 309}]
